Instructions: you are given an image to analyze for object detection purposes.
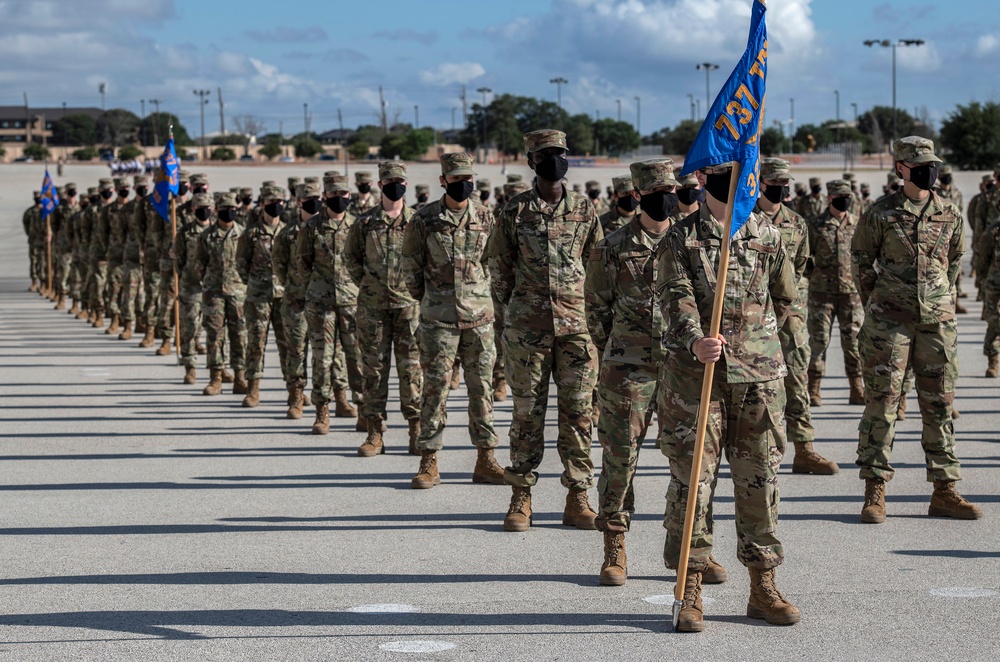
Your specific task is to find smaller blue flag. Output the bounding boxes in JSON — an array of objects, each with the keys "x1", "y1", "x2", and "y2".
[
  {"x1": 681, "y1": 0, "x2": 768, "y2": 238},
  {"x1": 152, "y1": 138, "x2": 180, "y2": 223},
  {"x1": 40, "y1": 168, "x2": 59, "y2": 219}
]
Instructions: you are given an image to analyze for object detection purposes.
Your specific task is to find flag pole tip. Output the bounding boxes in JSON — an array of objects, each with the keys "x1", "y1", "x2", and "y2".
[{"x1": 672, "y1": 599, "x2": 683, "y2": 629}]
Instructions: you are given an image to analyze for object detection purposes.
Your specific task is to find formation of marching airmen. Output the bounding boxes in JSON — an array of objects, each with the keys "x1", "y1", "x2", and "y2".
[{"x1": 20, "y1": 130, "x2": 988, "y2": 631}]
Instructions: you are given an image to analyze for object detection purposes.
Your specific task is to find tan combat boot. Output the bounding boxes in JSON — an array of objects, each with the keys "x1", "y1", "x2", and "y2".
[
  {"x1": 105, "y1": 314, "x2": 120, "y2": 335},
  {"x1": 702, "y1": 555, "x2": 729, "y2": 584},
  {"x1": 333, "y1": 389, "x2": 357, "y2": 417},
  {"x1": 69, "y1": 300, "x2": 80, "y2": 315},
  {"x1": 450, "y1": 363, "x2": 461, "y2": 390},
  {"x1": 93, "y1": 309, "x2": 105, "y2": 328},
  {"x1": 358, "y1": 419, "x2": 386, "y2": 457},
  {"x1": 411, "y1": 450, "x2": 441, "y2": 489},
  {"x1": 808, "y1": 373, "x2": 822, "y2": 407},
  {"x1": 956, "y1": 300, "x2": 968, "y2": 314},
  {"x1": 138, "y1": 327, "x2": 155, "y2": 348},
  {"x1": 183, "y1": 366, "x2": 197, "y2": 385},
  {"x1": 117, "y1": 320, "x2": 133, "y2": 341},
  {"x1": 54, "y1": 294, "x2": 66, "y2": 310},
  {"x1": 952, "y1": 403, "x2": 960, "y2": 419},
  {"x1": 472, "y1": 447, "x2": 505, "y2": 484},
  {"x1": 203, "y1": 369, "x2": 223, "y2": 396},
  {"x1": 896, "y1": 393, "x2": 907, "y2": 421},
  {"x1": 29, "y1": 280, "x2": 38, "y2": 293},
  {"x1": 791, "y1": 442, "x2": 840, "y2": 475},
  {"x1": 355, "y1": 411, "x2": 368, "y2": 432},
  {"x1": 242, "y1": 379, "x2": 260, "y2": 408},
  {"x1": 77, "y1": 307, "x2": 89, "y2": 320},
  {"x1": 311, "y1": 403, "x2": 330, "y2": 435},
  {"x1": 860, "y1": 478, "x2": 886, "y2": 523},
  {"x1": 286, "y1": 383, "x2": 305, "y2": 420},
  {"x1": 563, "y1": 489, "x2": 598, "y2": 530},
  {"x1": 503, "y1": 486, "x2": 532, "y2": 532},
  {"x1": 674, "y1": 569, "x2": 705, "y2": 632},
  {"x1": 848, "y1": 376, "x2": 865, "y2": 405},
  {"x1": 747, "y1": 568, "x2": 800, "y2": 625},
  {"x1": 156, "y1": 339, "x2": 173, "y2": 356},
  {"x1": 987, "y1": 355, "x2": 999, "y2": 378},
  {"x1": 599, "y1": 532, "x2": 627, "y2": 586},
  {"x1": 221, "y1": 368, "x2": 234, "y2": 384},
  {"x1": 929, "y1": 480, "x2": 982, "y2": 519},
  {"x1": 232, "y1": 370, "x2": 248, "y2": 395},
  {"x1": 408, "y1": 419, "x2": 421, "y2": 456},
  {"x1": 493, "y1": 377, "x2": 506, "y2": 402}
]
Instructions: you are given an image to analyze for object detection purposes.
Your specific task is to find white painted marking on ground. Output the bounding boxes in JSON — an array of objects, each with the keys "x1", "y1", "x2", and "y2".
[
  {"x1": 379, "y1": 641, "x2": 456, "y2": 653},
  {"x1": 930, "y1": 587, "x2": 998, "y2": 598},
  {"x1": 349, "y1": 603, "x2": 420, "y2": 613},
  {"x1": 643, "y1": 594, "x2": 715, "y2": 606}
]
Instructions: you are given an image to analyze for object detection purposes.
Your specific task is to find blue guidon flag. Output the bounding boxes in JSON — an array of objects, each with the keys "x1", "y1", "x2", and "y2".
[
  {"x1": 40, "y1": 167, "x2": 59, "y2": 219},
  {"x1": 680, "y1": 0, "x2": 768, "y2": 238},
  {"x1": 151, "y1": 137, "x2": 180, "y2": 222}
]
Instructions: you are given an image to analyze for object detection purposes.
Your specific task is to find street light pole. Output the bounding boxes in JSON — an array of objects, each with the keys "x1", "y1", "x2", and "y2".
[
  {"x1": 634, "y1": 96, "x2": 641, "y2": 135},
  {"x1": 476, "y1": 87, "x2": 492, "y2": 155},
  {"x1": 616, "y1": 99, "x2": 621, "y2": 122},
  {"x1": 147, "y1": 99, "x2": 163, "y2": 147},
  {"x1": 687, "y1": 93, "x2": 695, "y2": 121},
  {"x1": 834, "y1": 90, "x2": 840, "y2": 122},
  {"x1": 790, "y1": 97, "x2": 795, "y2": 142},
  {"x1": 696, "y1": 62, "x2": 719, "y2": 110},
  {"x1": 414, "y1": 105, "x2": 419, "y2": 129},
  {"x1": 193, "y1": 89, "x2": 210, "y2": 160},
  {"x1": 549, "y1": 77, "x2": 568, "y2": 109},
  {"x1": 851, "y1": 102, "x2": 858, "y2": 123},
  {"x1": 863, "y1": 38, "x2": 924, "y2": 142}
]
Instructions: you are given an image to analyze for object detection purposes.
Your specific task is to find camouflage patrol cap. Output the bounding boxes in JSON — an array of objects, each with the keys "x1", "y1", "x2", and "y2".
[
  {"x1": 494, "y1": 186, "x2": 502, "y2": 197},
  {"x1": 860, "y1": 182, "x2": 871, "y2": 191},
  {"x1": 131, "y1": 175, "x2": 149, "y2": 186},
  {"x1": 415, "y1": 184, "x2": 430, "y2": 194},
  {"x1": 612, "y1": 175, "x2": 635, "y2": 195},
  {"x1": 504, "y1": 182, "x2": 531, "y2": 198},
  {"x1": 323, "y1": 170, "x2": 340, "y2": 178},
  {"x1": 190, "y1": 173, "x2": 208, "y2": 186},
  {"x1": 288, "y1": 177, "x2": 301, "y2": 189},
  {"x1": 239, "y1": 187, "x2": 253, "y2": 197},
  {"x1": 304, "y1": 176, "x2": 320, "y2": 185},
  {"x1": 585, "y1": 180, "x2": 601, "y2": 191},
  {"x1": 298, "y1": 181, "x2": 322, "y2": 199},
  {"x1": 99, "y1": 178, "x2": 114, "y2": 191},
  {"x1": 892, "y1": 136, "x2": 942, "y2": 164},
  {"x1": 701, "y1": 162, "x2": 734, "y2": 175},
  {"x1": 191, "y1": 192, "x2": 213, "y2": 207},
  {"x1": 843, "y1": 172, "x2": 857, "y2": 182},
  {"x1": 64, "y1": 181, "x2": 77, "y2": 190},
  {"x1": 355, "y1": 171, "x2": 373, "y2": 183},
  {"x1": 887, "y1": 172, "x2": 901, "y2": 184},
  {"x1": 760, "y1": 157, "x2": 794, "y2": 181},
  {"x1": 523, "y1": 129, "x2": 567, "y2": 153},
  {"x1": 261, "y1": 180, "x2": 277, "y2": 188},
  {"x1": 212, "y1": 192, "x2": 224, "y2": 204},
  {"x1": 217, "y1": 192, "x2": 237, "y2": 208},
  {"x1": 675, "y1": 169, "x2": 700, "y2": 189},
  {"x1": 476, "y1": 178, "x2": 491, "y2": 192},
  {"x1": 826, "y1": 179, "x2": 851, "y2": 196},
  {"x1": 506, "y1": 173, "x2": 524, "y2": 183},
  {"x1": 324, "y1": 175, "x2": 351, "y2": 194},
  {"x1": 229, "y1": 187, "x2": 240, "y2": 194},
  {"x1": 261, "y1": 186, "x2": 283, "y2": 200},
  {"x1": 794, "y1": 182, "x2": 807, "y2": 193},
  {"x1": 983, "y1": 174, "x2": 995, "y2": 183},
  {"x1": 572, "y1": 183, "x2": 582, "y2": 192},
  {"x1": 178, "y1": 170, "x2": 191, "y2": 183},
  {"x1": 630, "y1": 158, "x2": 679, "y2": 191},
  {"x1": 808, "y1": 176, "x2": 822, "y2": 186},
  {"x1": 940, "y1": 164, "x2": 953, "y2": 175},
  {"x1": 378, "y1": 160, "x2": 407, "y2": 181},
  {"x1": 87, "y1": 186, "x2": 98, "y2": 195},
  {"x1": 113, "y1": 177, "x2": 128, "y2": 188}
]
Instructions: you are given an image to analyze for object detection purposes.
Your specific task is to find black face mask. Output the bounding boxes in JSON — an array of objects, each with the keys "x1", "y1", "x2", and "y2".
[
  {"x1": 445, "y1": 180, "x2": 475, "y2": 203},
  {"x1": 831, "y1": 197, "x2": 852, "y2": 213},
  {"x1": 762, "y1": 184, "x2": 788, "y2": 204},
  {"x1": 357, "y1": 183, "x2": 371, "y2": 194},
  {"x1": 382, "y1": 182, "x2": 406, "y2": 202},
  {"x1": 588, "y1": 190, "x2": 600, "y2": 200},
  {"x1": 33, "y1": 198, "x2": 41, "y2": 205},
  {"x1": 135, "y1": 187, "x2": 148, "y2": 197},
  {"x1": 193, "y1": 187, "x2": 207, "y2": 195},
  {"x1": 100, "y1": 190, "x2": 114, "y2": 200},
  {"x1": 705, "y1": 173, "x2": 732, "y2": 203},
  {"x1": 939, "y1": 174, "x2": 953, "y2": 186},
  {"x1": 908, "y1": 163, "x2": 938, "y2": 191},
  {"x1": 218, "y1": 208, "x2": 237, "y2": 223},
  {"x1": 417, "y1": 194, "x2": 429, "y2": 204},
  {"x1": 890, "y1": 184, "x2": 901, "y2": 192},
  {"x1": 300, "y1": 198, "x2": 323, "y2": 215},
  {"x1": 677, "y1": 188, "x2": 700, "y2": 206},
  {"x1": 89, "y1": 196, "x2": 100, "y2": 205},
  {"x1": 617, "y1": 194, "x2": 639, "y2": 212},
  {"x1": 326, "y1": 196, "x2": 350, "y2": 214},
  {"x1": 810, "y1": 184, "x2": 822, "y2": 195},
  {"x1": 264, "y1": 201, "x2": 285, "y2": 218},
  {"x1": 862, "y1": 191, "x2": 870, "y2": 199},
  {"x1": 534, "y1": 153, "x2": 569, "y2": 182},
  {"x1": 480, "y1": 190, "x2": 490, "y2": 203},
  {"x1": 640, "y1": 191, "x2": 677, "y2": 222},
  {"x1": 66, "y1": 188, "x2": 77, "y2": 197},
  {"x1": 178, "y1": 183, "x2": 189, "y2": 196},
  {"x1": 241, "y1": 196, "x2": 253, "y2": 206},
  {"x1": 118, "y1": 189, "x2": 130, "y2": 198},
  {"x1": 194, "y1": 207, "x2": 212, "y2": 222},
  {"x1": 988, "y1": 182, "x2": 997, "y2": 191}
]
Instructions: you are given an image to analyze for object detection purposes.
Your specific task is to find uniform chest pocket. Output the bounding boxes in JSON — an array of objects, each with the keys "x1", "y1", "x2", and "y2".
[
  {"x1": 555, "y1": 214, "x2": 590, "y2": 258},
  {"x1": 516, "y1": 218, "x2": 547, "y2": 258},
  {"x1": 885, "y1": 216, "x2": 918, "y2": 262},
  {"x1": 317, "y1": 230, "x2": 336, "y2": 261},
  {"x1": 619, "y1": 251, "x2": 653, "y2": 294},
  {"x1": 919, "y1": 217, "x2": 954, "y2": 258},
  {"x1": 687, "y1": 238, "x2": 721, "y2": 290},
  {"x1": 742, "y1": 241, "x2": 776, "y2": 303}
]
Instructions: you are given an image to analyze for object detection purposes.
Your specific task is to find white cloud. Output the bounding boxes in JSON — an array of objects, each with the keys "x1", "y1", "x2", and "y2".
[
  {"x1": 419, "y1": 62, "x2": 486, "y2": 86},
  {"x1": 894, "y1": 41, "x2": 942, "y2": 73},
  {"x1": 976, "y1": 34, "x2": 1000, "y2": 57}
]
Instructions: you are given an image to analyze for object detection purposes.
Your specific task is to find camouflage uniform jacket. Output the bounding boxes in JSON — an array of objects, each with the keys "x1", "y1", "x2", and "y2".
[
  {"x1": 401, "y1": 197, "x2": 494, "y2": 329},
  {"x1": 807, "y1": 208, "x2": 858, "y2": 294},
  {"x1": 236, "y1": 217, "x2": 286, "y2": 304},
  {"x1": 585, "y1": 216, "x2": 668, "y2": 366},
  {"x1": 280, "y1": 200, "x2": 300, "y2": 226},
  {"x1": 974, "y1": 219, "x2": 1000, "y2": 291},
  {"x1": 656, "y1": 206, "x2": 795, "y2": 385},
  {"x1": 757, "y1": 202, "x2": 809, "y2": 317},
  {"x1": 90, "y1": 203, "x2": 113, "y2": 262},
  {"x1": 160, "y1": 200, "x2": 195, "y2": 273},
  {"x1": 53, "y1": 201, "x2": 79, "y2": 253},
  {"x1": 934, "y1": 185, "x2": 964, "y2": 215},
  {"x1": 796, "y1": 193, "x2": 825, "y2": 222},
  {"x1": 589, "y1": 198, "x2": 610, "y2": 217},
  {"x1": 345, "y1": 204, "x2": 418, "y2": 310},
  {"x1": 124, "y1": 197, "x2": 151, "y2": 264},
  {"x1": 968, "y1": 192, "x2": 985, "y2": 235},
  {"x1": 599, "y1": 207, "x2": 636, "y2": 235},
  {"x1": 28, "y1": 209, "x2": 47, "y2": 249},
  {"x1": 299, "y1": 211, "x2": 359, "y2": 307},
  {"x1": 234, "y1": 205, "x2": 253, "y2": 228},
  {"x1": 272, "y1": 216, "x2": 309, "y2": 302},
  {"x1": 141, "y1": 197, "x2": 163, "y2": 268},
  {"x1": 103, "y1": 198, "x2": 130, "y2": 264},
  {"x1": 851, "y1": 191, "x2": 963, "y2": 324},
  {"x1": 349, "y1": 191, "x2": 381, "y2": 217},
  {"x1": 487, "y1": 186, "x2": 604, "y2": 335},
  {"x1": 22, "y1": 206, "x2": 36, "y2": 244},
  {"x1": 196, "y1": 222, "x2": 246, "y2": 297},
  {"x1": 975, "y1": 188, "x2": 1000, "y2": 241},
  {"x1": 174, "y1": 220, "x2": 210, "y2": 292},
  {"x1": 74, "y1": 205, "x2": 95, "y2": 259}
]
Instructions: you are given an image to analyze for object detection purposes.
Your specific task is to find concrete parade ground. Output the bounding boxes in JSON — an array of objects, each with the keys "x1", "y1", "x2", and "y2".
[{"x1": 0, "y1": 163, "x2": 998, "y2": 661}]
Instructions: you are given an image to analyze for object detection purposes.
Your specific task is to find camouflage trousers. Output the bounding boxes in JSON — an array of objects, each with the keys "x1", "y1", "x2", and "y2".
[
  {"x1": 983, "y1": 286, "x2": 1000, "y2": 357},
  {"x1": 502, "y1": 327, "x2": 597, "y2": 490},
  {"x1": 88, "y1": 261, "x2": 108, "y2": 312},
  {"x1": 357, "y1": 304, "x2": 422, "y2": 423},
  {"x1": 142, "y1": 266, "x2": 160, "y2": 330},
  {"x1": 306, "y1": 302, "x2": 361, "y2": 406},
  {"x1": 856, "y1": 316, "x2": 961, "y2": 482},
  {"x1": 595, "y1": 360, "x2": 658, "y2": 533},
  {"x1": 105, "y1": 261, "x2": 123, "y2": 315},
  {"x1": 661, "y1": 375, "x2": 786, "y2": 571},
  {"x1": 492, "y1": 296, "x2": 506, "y2": 382},
  {"x1": 281, "y1": 298, "x2": 309, "y2": 386},
  {"x1": 156, "y1": 269, "x2": 177, "y2": 343},
  {"x1": 779, "y1": 313, "x2": 814, "y2": 445},
  {"x1": 202, "y1": 291, "x2": 247, "y2": 371},
  {"x1": 246, "y1": 297, "x2": 288, "y2": 382},
  {"x1": 55, "y1": 250, "x2": 73, "y2": 296},
  {"x1": 69, "y1": 254, "x2": 86, "y2": 300},
  {"x1": 177, "y1": 288, "x2": 203, "y2": 369},
  {"x1": 808, "y1": 291, "x2": 863, "y2": 379},
  {"x1": 417, "y1": 323, "x2": 497, "y2": 451},
  {"x1": 29, "y1": 245, "x2": 43, "y2": 283},
  {"x1": 119, "y1": 261, "x2": 144, "y2": 322}
]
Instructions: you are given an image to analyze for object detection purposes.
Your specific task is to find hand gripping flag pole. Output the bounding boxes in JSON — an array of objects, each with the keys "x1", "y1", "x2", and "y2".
[{"x1": 672, "y1": 0, "x2": 768, "y2": 629}]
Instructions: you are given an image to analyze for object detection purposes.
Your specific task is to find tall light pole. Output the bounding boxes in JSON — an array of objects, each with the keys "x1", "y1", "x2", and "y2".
[
  {"x1": 634, "y1": 96, "x2": 641, "y2": 135},
  {"x1": 851, "y1": 102, "x2": 858, "y2": 123},
  {"x1": 863, "y1": 38, "x2": 924, "y2": 142},
  {"x1": 790, "y1": 97, "x2": 795, "y2": 143},
  {"x1": 616, "y1": 99, "x2": 621, "y2": 122},
  {"x1": 147, "y1": 98, "x2": 163, "y2": 146},
  {"x1": 414, "y1": 105, "x2": 419, "y2": 129},
  {"x1": 303, "y1": 102, "x2": 309, "y2": 135},
  {"x1": 140, "y1": 99, "x2": 146, "y2": 146},
  {"x1": 696, "y1": 62, "x2": 719, "y2": 110},
  {"x1": 451, "y1": 107, "x2": 456, "y2": 131},
  {"x1": 550, "y1": 77, "x2": 568, "y2": 109},
  {"x1": 98, "y1": 83, "x2": 106, "y2": 110},
  {"x1": 686, "y1": 93, "x2": 696, "y2": 121},
  {"x1": 193, "y1": 89, "x2": 210, "y2": 160},
  {"x1": 834, "y1": 89, "x2": 840, "y2": 122},
  {"x1": 476, "y1": 87, "x2": 492, "y2": 152}
]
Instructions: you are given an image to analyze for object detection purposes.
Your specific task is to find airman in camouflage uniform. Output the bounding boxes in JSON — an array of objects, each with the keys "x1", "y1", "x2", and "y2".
[
  {"x1": 933, "y1": 165, "x2": 968, "y2": 311},
  {"x1": 412, "y1": 184, "x2": 431, "y2": 211},
  {"x1": 345, "y1": 162, "x2": 423, "y2": 455},
  {"x1": 152, "y1": 171, "x2": 193, "y2": 356},
  {"x1": 975, "y1": 214, "x2": 1000, "y2": 378},
  {"x1": 598, "y1": 175, "x2": 639, "y2": 235},
  {"x1": 586, "y1": 180, "x2": 609, "y2": 216},
  {"x1": 757, "y1": 159, "x2": 838, "y2": 476},
  {"x1": 281, "y1": 177, "x2": 301, "y2": 226},
  {"x1": 299, "y1": 174, "x2": 365, "y2": 434},
  {"x1": 102, "y1": 177, "x2": 132, "y2": 335},
  {"x1": 137, "y1": 178, "x2": 163, "y2": 347},
  {"x1": 196, "y1": 192, "x2": 248, "y2": 396},
  {"x1": 87, "y1": 179, "x2": 116, "y2": 327},
  {"x1": 236, "y1": 186, "x2": 288, "y2": 408},
  {"x1": 23, "y1": 192, "x2": 43, "y2": 292},
  {"x1": 235, "y1": 187, "x2": 255, "y2": 227},
  {"x1": 349, "y1": 171, "x2": 381, "y2": 217},
  {"x1": 51, "y1": 184, "x2": 80, "y2": 310},
  {"x1": 118, "y1": 175, "x2": 150, "y2": 341},
  {"x1": 71, "y1": 188, "x2": 98, "y2": 319},
  {"x1": 672, "y1": 170, "x2": 703, "y2": 225},
  {"x1": 402, "y1": 152, "x2": 504, "y2": 489},
  {"x1": 852, "y1": 137, "x2": 980, "y2": 524},
  {"x1": 659, "y1": 162, "x2": 800, "y2": 632},
  {"x1": 174, "y1": 192, "x2": 212, "y2": 384},
  {"x1": 807, "y1": 179, "x2": 864, "y2": 411},
  {"x1": 487, "y1": 129, "x2": 603, "y2": 533},
  {"x1": 476, "y1": 178, "x2": 492, "y2": 211},
  {"x1": 968, "y1": 174, "x2": 994, "y2": 294},
  {"x1": 858, "y1": 182, "x2": 873, "y2": 216}
]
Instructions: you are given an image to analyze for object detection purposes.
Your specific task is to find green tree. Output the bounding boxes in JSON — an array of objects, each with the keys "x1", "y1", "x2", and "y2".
[
  {"x1": 940, "y1": 101, "x2": 1000, "y2": 170},
  {"x1": 141, "y1": 113, "x2": 193, "y2": 147},
  {"x1": 23, "y1": 143, "x2": 51, "y2": 160},
  {"x1": 117, "y1": 144, "x2": 143, "y2": 160},
  {"x1": 292, "y1": 133, "x2": 323, "y2": 158},
  {"x1": 793, "y1": 123, "x2": 834, "y2": 152},
  {"x1": 97, "y1": 109, "x2": 140, "y2": 147},
  {"x1": 72, "y1": 146, "x2": 99, "y2": 160},
  {"x1": 348, "y1": 141, "x2": 371, "y2": 160},
  {"x1": 460, "y1": 94, "x2": 570, "y2": 153},
  {"x1": 210, "y1": 135, "x2": 244, "y2": 146},
  {"x1": 211, "y1": 146, "x2": 237, "y2": 161},
  {"x1": 651, "y1": 120, "x2": 700, "y2": 156},
  {"x1": 593, "y1": 119, "x2": 639, "y2": 156},
  {"x1": 564, "y1": 113, "x2": 595, "y2": 155},
  {"x1": 759, "y1": 127, "x2": 786, "y2": 156},
  {"x1": 381, "y1": 128, "x2": 435, "y2": 161},
  {"x1": 258, "y1": 138, "x2": 282, "y2": 161},
  {"x1": 349, "y1": 125, "x2": 385, "y2": 148},
  {"x1": 0, "y1": 144, "x2": 6, "y2": 159},
  {"x1": 54, "y1": 113, "x2": 97, "y2": 145},
  {"x1": 855, "y1": 105, "x2": 934, "y2": 147}
]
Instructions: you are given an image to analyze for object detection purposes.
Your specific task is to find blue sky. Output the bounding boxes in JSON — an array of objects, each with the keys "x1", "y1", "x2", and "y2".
[{"x1": 1, "y1": 0, "x2": 998, "y2": 141}]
